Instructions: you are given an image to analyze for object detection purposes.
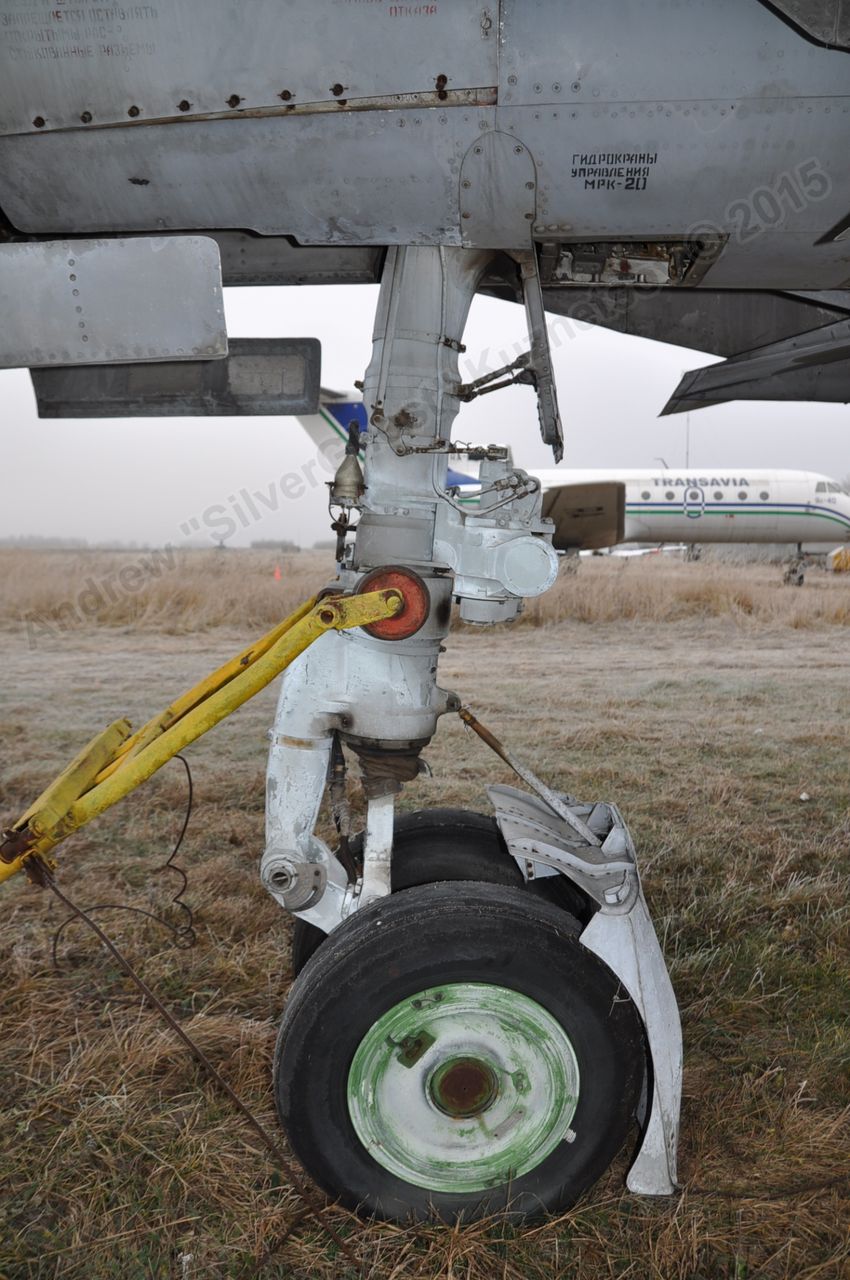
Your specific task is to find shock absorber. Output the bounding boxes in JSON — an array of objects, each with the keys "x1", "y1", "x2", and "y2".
[{"x1": 262, "y1": 245, "x2": 558, "y2": 932}]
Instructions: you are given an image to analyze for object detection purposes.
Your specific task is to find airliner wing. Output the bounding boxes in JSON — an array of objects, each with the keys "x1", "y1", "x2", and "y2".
[
  {"x1": 661, "y1": 315, "x2": 850, "y2": 414},
  {"x1": 541, "y1": 483, "x2": 626, "y2": 552}
]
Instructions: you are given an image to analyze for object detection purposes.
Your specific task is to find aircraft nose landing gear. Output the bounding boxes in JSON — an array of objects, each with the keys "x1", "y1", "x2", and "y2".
[
  {"x1": 265, "y1": 244, "x2": 680, "y2": 1221},
  {"x1": 783, "y1": 543, "x2": 807, "y2": 586}
]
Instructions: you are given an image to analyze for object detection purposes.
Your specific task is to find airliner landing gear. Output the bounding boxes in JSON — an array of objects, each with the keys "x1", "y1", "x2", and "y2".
[
  {"x1": 783, "y1": 542, "x2": 806, "y2": 586},
  {"x1": 560, "y1": 548, "x2": 581, "y2": 575},
  {"x1": 264, "y1": 244, "x2": 681, "y2": 1222}
]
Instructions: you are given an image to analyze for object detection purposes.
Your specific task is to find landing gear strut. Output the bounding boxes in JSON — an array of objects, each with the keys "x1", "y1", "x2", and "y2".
[{"x1": 783, "y1": 543, "x2": 806, "y2": 586}]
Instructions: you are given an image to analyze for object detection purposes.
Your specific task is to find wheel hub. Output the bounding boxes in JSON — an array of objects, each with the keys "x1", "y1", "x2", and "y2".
[
  {"x1": 429, "y1": 1056, "x2": 499, "y2": 1118},
  {"x1": 347, "y1": 982, "x2": 580, "y2": 1194}
]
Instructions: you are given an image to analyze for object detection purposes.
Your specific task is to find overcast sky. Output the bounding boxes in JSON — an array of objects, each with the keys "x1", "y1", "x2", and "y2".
[{"x1": 1, "y1": 285, "x2": 847, "y2": 548}]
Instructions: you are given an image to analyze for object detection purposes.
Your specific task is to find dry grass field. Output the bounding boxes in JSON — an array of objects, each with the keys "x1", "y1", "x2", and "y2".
[
  {"x1": 0, "y1": 551, "x2": 848, "y2": 1279},
  {"x1": 3, "y1": 547, "x2": 850, "y2": 638}
]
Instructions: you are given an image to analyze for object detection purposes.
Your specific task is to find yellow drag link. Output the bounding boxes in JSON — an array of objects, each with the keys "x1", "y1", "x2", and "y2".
[
  {"x1": 95, "y1": 592, "x2": 319, "y2": 781},
  {"x1": 0, "y1": 589, "x2": 402, "y2": 885}
]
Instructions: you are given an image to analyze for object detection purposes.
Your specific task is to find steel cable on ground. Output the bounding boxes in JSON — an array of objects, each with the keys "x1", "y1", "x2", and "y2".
[
  {"x1": 50, "y1": 754, "x2": 196, "y2": 969},
  {"x1": 33, "y1": 768, "x2": 360, "y2": 1274},
  {"x1": 41, "y1": 867, "x2": 359, "y2": 1270}
]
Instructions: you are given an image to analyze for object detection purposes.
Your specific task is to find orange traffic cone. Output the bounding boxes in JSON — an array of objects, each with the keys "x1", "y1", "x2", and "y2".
[{"x1": 273, "y1": 564, "x2": 282, "y2": 582}]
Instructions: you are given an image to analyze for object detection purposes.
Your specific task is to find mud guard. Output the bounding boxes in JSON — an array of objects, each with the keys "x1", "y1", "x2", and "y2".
[{"x1": 487, "y1": 783, "x2": 682, "y2": 1196}]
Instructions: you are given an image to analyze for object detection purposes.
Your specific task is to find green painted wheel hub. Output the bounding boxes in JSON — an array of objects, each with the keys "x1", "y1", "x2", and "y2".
[{"x1": 347, "y1": 982, "x2": 580, "y2": 1193}]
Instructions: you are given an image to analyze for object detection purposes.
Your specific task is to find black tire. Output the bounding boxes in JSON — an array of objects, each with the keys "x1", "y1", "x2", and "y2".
[
  {"x1": 275, "y1": 881, "x2": 646, "y2": 1223},
  {"x1": 290, "y1": 807, "x2": 590, "y2": 975}
]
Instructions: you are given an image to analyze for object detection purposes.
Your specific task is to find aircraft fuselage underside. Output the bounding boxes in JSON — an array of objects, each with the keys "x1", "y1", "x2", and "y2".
[{"x1": 0, "y1": 1, "x2": 849, "y2": 290}]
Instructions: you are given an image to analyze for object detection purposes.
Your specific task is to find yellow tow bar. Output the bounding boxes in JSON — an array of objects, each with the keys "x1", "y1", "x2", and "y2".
[{"x1": 0, "y1": 589, "x2": 403, "y2": 887}]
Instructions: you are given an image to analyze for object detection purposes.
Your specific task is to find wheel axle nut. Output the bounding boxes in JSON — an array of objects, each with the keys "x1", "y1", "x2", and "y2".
[{"x1": 429, "y1": 1056, "x2": 499, "y2": 1118}]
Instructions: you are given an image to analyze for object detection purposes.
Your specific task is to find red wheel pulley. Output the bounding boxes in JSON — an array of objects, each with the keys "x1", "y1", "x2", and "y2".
[{"x1": 356, "y1": 566, "x2": 431, "y2": 641}]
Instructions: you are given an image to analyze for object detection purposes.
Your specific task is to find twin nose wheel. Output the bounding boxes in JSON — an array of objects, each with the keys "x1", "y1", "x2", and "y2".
[{"x1": 274, "y1": 879, "x2": 647, "y2": 1222}]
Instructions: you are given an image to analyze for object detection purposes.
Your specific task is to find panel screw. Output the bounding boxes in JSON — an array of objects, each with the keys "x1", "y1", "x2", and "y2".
[
  {"x1": 461, "y1": 179, "x2": 471, "y2": 188},
  {"x1": 331, "y1": 83, "x2": 345, "y2": 96},
  {"x1": 507, "y1": 74, "x2": 517, "y2": 85},
  {"x1": 177, "y1": 99, "x2": 191, "y2": 112},
  {"x1": 278, "y1": 89, "x2": 293, "y2": 101},
  {"x1": 514, "y1": 144, "x2": 523, "y2": 154},
  {"x1": 80, "y1": 111, "x2": 92, "y2": 124},
  {"x1": 226, "y1": 94, "x2": 242, "y2": 109},
  {"x1": 525, "y1": 212, "x2": 535, "y2": 219},
  {"x1": 571, "y1": 81, "x2": 582, "y2": 93},
  {"x1": 127, "y1": 105, "x2": 140, "y2": 118},
  {"x1": 32, "y1": 116, "x2": 45, "y2": 128}
]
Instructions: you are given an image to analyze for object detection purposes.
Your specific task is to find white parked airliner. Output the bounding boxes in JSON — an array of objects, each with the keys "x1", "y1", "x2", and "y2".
[
  {"x1": 299, "y1": 394, "x2": 850, "y2": 550},
  {"x1": 531, "y1": 467, "x2": 850, "y2": 546}
]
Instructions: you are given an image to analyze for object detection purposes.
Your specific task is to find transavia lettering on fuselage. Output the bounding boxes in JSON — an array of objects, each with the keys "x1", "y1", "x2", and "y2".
[{"x1": 651, "y1": 478, "x2": 752, "y2": 488}]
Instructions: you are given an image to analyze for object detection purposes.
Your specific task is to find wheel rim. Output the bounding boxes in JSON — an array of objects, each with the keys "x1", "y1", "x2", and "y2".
[{"x1": 347, "y1": 982, "x2": 580, "y2": 1193}]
